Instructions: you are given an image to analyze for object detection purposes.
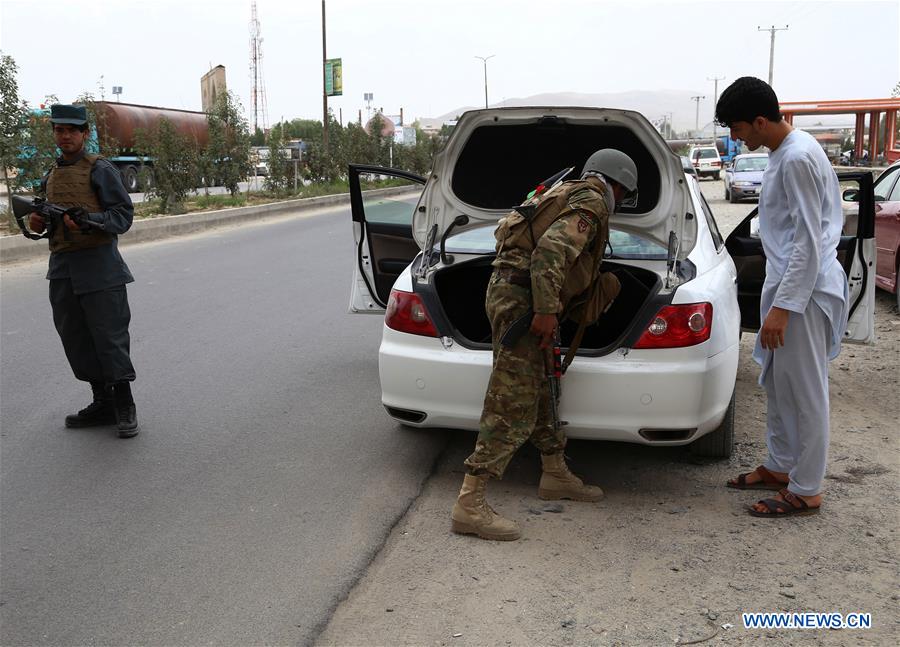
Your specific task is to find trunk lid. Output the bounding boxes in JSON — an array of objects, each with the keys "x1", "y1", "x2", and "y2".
[{"x1": 413, "y1": 107, "x2": 697, "y2": 262}]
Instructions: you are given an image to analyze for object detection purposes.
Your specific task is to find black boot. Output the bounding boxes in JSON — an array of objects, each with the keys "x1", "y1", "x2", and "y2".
[
  {"x1": 113, "y1": 382, "x2": 139, "y2": 438},
  {"x1": 65, "y1": 382, "x2": 116, "y2": 428}
]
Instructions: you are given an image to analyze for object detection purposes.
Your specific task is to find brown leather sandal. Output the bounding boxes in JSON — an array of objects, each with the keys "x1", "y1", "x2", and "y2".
[
  {"x1": 748, "y1": 488, "x2": 821, "y2": 518},
  {"x1": 727, "y1": 465, "x2": 788, "y2": 491}
]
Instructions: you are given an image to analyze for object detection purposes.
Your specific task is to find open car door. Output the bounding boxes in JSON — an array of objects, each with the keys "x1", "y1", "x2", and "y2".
[
  {"x1": 725, "y1": 171, "x2": 876, "y2": 343},
  {"x1": 348, "y1": 164, "x2": 426, "y2": 313}
]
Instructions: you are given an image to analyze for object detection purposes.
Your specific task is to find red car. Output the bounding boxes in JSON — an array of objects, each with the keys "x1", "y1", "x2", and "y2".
[{"x1": 845, "y1": 161, "x2": 900, "y2": 309}]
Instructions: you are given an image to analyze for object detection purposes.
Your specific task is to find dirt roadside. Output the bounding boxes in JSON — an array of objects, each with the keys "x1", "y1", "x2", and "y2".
[{"x1": 317, "y1": 183, "x2": 899, "y2": 647}]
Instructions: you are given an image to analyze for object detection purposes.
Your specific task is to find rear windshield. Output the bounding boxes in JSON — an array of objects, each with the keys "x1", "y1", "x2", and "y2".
[
  {"x1": 734, "y1": 157, "x2": 768, "y2": 172},
  {"x1": 445, "y1": 224, "x2": 666, "y2": 260},
  {"x1": 450, "y1": 121, "x2": 660, "y2": 215},
  {"x1": 695, "y1": 149, "x2": 718, "y2": 159}
]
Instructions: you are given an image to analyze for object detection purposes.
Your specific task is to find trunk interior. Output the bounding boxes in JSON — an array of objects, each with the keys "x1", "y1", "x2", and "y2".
[{"x1": 431, "y1": 257, "x2": 662, "y2": 353}]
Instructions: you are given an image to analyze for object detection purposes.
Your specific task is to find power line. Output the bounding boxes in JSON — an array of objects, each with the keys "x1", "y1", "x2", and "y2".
[
  {"x1": 757, "y1": 25, "x2": 789, "y2": 87},
  {"x1": 708, "y1": 75, "x2": 725, "y2": 140},
  {"x1": 691, "y1": 95, "x2": 706, "y2": 136}
]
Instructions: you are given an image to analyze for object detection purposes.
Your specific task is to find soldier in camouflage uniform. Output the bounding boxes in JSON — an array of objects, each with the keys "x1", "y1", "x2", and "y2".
[{"x1": 451, "y1": 149, "x2": 639, "y2": 541}]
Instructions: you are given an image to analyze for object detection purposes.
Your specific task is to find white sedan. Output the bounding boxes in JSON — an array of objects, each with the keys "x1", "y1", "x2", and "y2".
[{"x1": 348, "y1": 107, "x2": 876, "y2": 458}]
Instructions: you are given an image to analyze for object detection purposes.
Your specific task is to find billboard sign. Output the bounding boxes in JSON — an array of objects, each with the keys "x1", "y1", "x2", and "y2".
[{"x1": 325, "y1": 58, "x2": 343, "y2": 97}]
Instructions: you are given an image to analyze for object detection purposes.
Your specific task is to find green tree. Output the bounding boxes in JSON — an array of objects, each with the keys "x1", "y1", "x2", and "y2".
[
  {"x1": 13, "y1": 95, "x2": 60, "y2": 197},
  {"x1": 0, "y1": 52, "x2": 30, "y2": 224},
  {"x1": 136, "y1": 118, "x2": 200, "y2": 213},
  {"x1": 263, "y1": 129, "x2": 291, "y2": 194},
  {"x1": 250, "y1": 126, "x2": 266, "y2": 146},
  {"x1": 205, "y1": 91, "x2": 252, "y2": 196}
]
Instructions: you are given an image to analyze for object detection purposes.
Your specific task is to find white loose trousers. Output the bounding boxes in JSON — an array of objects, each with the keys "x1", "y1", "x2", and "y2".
[{"x1": 761, "y1": 301, "x2": 831, "y2": 496}]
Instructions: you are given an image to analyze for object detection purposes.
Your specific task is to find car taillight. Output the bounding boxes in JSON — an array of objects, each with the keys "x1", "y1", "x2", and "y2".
[
  {"x1": 385, "y1": 289, "x2": 439, "y2": 337},
  {"x1": 633, "y1": 303, "x2": 712, "y2": 349}
]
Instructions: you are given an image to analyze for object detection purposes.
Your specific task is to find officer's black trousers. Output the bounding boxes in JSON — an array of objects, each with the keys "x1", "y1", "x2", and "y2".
[{"x1": 49, "y1": 279, "x2": 135, "y2": 385}]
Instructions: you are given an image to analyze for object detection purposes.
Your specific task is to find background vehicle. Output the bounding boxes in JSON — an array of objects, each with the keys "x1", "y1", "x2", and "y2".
[
  {"x1": 715, "y1": 135, "x2": 744, "y2": 166},
  {"x1": 688, "y1": 145, "x2": 722, "y2": 180},
  {"x1": 723, "y1": 153, "x2": 768, "y2": 203},
  {"x1": 843, "y1": 160, "x2": 900, "y2": 308},
  {"x1": 26, "y1": 102, "x2": 209, "y2": 193},
  {"x1": 680, "y1": 155, "x2": 698, "y2": 178},
  {"x1": 90, "y1": 102, "x2": 209, "y2": 193}
]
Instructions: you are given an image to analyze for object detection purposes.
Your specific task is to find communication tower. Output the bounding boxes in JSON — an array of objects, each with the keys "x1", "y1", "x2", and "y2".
[{"x1": 249, "y1": 1, "x2": 269, "y2": 133}]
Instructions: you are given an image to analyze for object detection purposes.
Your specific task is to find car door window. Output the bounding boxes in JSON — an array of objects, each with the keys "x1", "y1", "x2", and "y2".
[
  {"x1": 697, "y1": 189, "x2": 725, "y2": 250},
  {"x1": 888, "y1": 172, "x2": 900, "y2": 202},
  {"x1": 357, "y1": 171, "x2": 422, "y2": 226},
  {"x1": 873, "y1": 167, "x2": 899, "y2": 201}
]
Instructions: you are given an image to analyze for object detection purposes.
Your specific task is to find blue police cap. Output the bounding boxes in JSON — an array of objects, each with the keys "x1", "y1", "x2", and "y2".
[{"x1": 49, "y1": 104, "x2": 88, "y2": 126}]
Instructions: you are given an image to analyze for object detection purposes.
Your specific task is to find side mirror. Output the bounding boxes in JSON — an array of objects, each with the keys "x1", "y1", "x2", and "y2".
[{"x1": 842, "y1": 188, "x2": 859, "y2": 202}]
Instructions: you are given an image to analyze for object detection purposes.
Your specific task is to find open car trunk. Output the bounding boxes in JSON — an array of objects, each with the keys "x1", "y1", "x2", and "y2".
[{"x1": 431, "y1": 256, "x2": 662, "y2": 353}]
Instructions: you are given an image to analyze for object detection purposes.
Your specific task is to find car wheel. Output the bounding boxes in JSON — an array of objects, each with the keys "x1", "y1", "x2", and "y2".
[
  {"x1": 724, "y1": 186, "x2": 730, "y2": 200},
  {"x1": 121, "y1": 165, "x2": 139, "y2": 193},
  {"x1": 729, "y1": 190, "x2": 738, "y2": 204},
  {"x1": 690, "y1": 390, "x2": 735, "y2": 459},
  {"x1": 714, "y1": 172, "x2": 721, "y2": 180}
]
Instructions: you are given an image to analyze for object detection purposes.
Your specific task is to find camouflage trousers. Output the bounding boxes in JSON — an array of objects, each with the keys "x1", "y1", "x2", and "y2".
[{"x1": 464, "y1": 273, "x2": 566, "y2": 479}]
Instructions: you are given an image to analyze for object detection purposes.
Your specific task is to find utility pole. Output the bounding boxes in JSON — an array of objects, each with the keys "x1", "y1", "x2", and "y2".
[
  {"x1": 322, "y1": 0, "x2": 328, "y2": 151},
  {"x1": 691, "y1": 95, "x2": 705, "y2": 137},
  {"x1": 758, "y1": 25, "x2": 789, "y2": 87},
  {"x1": 474, "y1": 55, "x2": 495, "y2": 109},
  {"x1": 708, "y1": 75, "x2": 725, "y2": 140}
]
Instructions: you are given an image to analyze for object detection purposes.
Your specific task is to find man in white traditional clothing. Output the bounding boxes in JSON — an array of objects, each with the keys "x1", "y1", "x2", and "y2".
[{"x1": 716, "y1": 77, "x2": 848, "y2": 517}]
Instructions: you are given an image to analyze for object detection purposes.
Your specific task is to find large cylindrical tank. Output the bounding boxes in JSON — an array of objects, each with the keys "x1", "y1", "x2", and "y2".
[{"x1": 95, "y1": 102, "x2": 209, "y2": 151}]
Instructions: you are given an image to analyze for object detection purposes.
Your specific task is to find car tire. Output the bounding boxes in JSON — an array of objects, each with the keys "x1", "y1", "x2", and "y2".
[
  {"x1": 690, "y1": 390, "x2": 735, "y2": 459},
  {"x1": 714, "y1": 172, "x2": 721, "y2": 180},
  {"x1": 729, "y1": 190, "x2": 738, "y2": 204},
  {"x1": 121, "y1": 165, "x2": 139, "y2": 193},
  {"x1": 724, "y1": 186, "x2": 730, "y2": 200}
]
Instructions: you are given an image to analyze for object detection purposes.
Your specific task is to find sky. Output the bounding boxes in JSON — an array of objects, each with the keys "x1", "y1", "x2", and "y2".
[{"x1": 2, "y1": 0, "x2": 898, "y2": 131}]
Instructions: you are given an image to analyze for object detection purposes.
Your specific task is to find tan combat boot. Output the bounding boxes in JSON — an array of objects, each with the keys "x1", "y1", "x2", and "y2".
[
  {"x1": 538, "y1": 452, "x2": 604, "y2": 502},
  {"x1": 451, "y1": 473, "x2": 521, "y2": 541}
]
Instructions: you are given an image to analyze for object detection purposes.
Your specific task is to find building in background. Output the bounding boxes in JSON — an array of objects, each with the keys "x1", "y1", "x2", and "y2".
[{"x1": 201, "y1": 65, "x2": 227, "y2": 113}]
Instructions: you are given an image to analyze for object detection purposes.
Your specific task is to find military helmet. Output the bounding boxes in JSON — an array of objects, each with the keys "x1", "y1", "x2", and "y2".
[{"x1": 581, "y1": 148, "x2": 639, "y2": 208}]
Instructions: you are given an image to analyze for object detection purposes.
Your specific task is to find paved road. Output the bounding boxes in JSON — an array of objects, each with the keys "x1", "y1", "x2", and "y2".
[{"x1": 0, "y1": 204, "x2": 448, "y2": 645}]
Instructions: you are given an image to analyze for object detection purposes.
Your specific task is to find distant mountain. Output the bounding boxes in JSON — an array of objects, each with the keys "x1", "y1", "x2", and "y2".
[
  {"x1": 418, "y1": 90, "x2": 712, "y2": 133},
  {"x1": 417, "y1": 90, "x2": 855, "y2": 133}
]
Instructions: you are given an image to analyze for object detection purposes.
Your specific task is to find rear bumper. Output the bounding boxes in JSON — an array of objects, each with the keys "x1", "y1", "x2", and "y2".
[{"x1": 378, "y1": 327, "x2": 740, "y2": 445}]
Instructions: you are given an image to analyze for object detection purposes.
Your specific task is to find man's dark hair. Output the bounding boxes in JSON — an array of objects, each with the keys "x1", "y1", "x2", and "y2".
[{"x1": 715, "y1": 76, "x2": 782, "y2": 127}]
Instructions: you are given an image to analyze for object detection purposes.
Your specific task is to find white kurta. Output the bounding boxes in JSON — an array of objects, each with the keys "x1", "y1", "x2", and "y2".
[
  {"x1": 753, "y1": 129, "x2": 849, "y2": 380},
  {"x1": 754, "y1": 129, "x2": 849, "y2": 496}
]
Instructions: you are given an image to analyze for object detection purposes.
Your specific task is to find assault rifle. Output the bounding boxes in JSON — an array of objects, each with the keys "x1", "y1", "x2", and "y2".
[
  {"x1": 500, "y1": 309, "x2": 567, "y2": 432},
  {"x1": 11, "y1": 195, "x2": 101, "y2": 241}
]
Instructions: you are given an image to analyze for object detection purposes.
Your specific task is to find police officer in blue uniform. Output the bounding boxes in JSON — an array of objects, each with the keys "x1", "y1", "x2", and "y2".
[{"x1": 29, "y1": 104, "x2": 139, "y2": 438}]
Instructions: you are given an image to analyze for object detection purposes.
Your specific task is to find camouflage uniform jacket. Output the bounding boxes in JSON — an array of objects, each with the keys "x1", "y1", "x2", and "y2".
[{"x1": 492, "y1": 176, "x2": 613, "y2": 315}]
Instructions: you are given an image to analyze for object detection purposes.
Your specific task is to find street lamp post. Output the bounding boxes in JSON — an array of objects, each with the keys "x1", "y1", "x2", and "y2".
[{"x1": 474, "y1": 55, "x2": 495, "y2": 109}]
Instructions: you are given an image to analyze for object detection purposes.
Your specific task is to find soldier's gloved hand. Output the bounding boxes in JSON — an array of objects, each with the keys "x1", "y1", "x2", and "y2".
[
  {"x1": 530, "y1": 313, "x2": 558, "y2": 349},
  {"x1": 29, "y1": 212, "x2": 46, "y2": 234},
  {"x1": 64, "y1": 207, "x2": 91, "y2": 232}
]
